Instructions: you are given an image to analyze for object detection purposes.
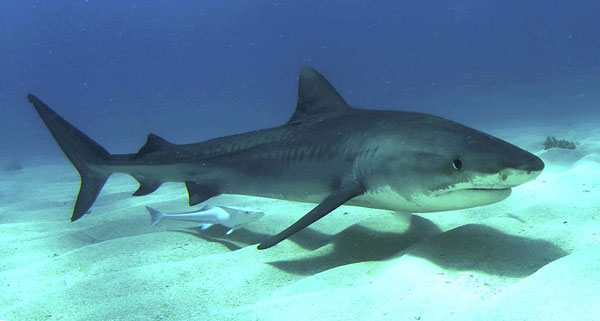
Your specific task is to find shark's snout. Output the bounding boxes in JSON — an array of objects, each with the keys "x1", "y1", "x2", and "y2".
[
  {"x1": 498, "y1": 153, "x2": 544, "y2": 187},
  {"x1": 522, "y1": 154, "x2": 545, "y2": 174}
]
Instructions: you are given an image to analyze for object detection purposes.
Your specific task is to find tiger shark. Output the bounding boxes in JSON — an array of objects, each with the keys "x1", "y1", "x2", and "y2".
[{"x1": 27, "y1": 67, "x2": 544, "y2": 249}]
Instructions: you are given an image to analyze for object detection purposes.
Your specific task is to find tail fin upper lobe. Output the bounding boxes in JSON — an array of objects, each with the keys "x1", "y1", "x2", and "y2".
[{"x1": 27, "y1": 94, "x2": 113, "y2": 221}]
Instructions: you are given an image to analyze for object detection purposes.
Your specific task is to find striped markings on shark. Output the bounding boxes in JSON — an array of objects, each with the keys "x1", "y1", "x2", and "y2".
[
  {"x1": 146, "y1": 205, "x2": 264, "y2": 235},
  {"x1": 27, "y1": 67, "x2": 544, "y2": 249}
]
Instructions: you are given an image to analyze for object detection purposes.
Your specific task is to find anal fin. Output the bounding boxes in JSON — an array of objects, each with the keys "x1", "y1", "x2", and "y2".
[
  {"x1": 257, "y1": 182, "x2": 364, "y2": 250},
  {"x1": 133, "y1": 181, "x2": 161, "y2": 196}
]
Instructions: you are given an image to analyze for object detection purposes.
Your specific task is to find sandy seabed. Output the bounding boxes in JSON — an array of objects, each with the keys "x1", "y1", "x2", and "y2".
[{"x1": 1, "y1": 121, "x2": 600, "y2": 321}]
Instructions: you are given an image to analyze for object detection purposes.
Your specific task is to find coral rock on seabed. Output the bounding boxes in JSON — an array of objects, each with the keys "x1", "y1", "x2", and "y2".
[
  {"x1": 3, "y1": 160, "x2": 24, "y2": 171},
  {"x1": 543, "y1": 136, "x2": 576, "y2": 150}
]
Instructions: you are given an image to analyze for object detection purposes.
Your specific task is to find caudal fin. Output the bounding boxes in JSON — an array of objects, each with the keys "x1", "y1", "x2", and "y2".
[
  {"x1": 27, "y1": 94, "x2": 112, "y2": 221},
  {"x1": 145, "y1": 206, "x2": 164, "y2": 226}
]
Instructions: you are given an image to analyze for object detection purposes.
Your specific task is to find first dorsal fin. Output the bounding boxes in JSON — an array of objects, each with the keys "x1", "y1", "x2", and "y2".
[
  {"x1": 134, "y1": 134, "x2": 175, "y2": 158},
  {"x1": 287, "y1": 67, "x2": 352, "y2": 124}
]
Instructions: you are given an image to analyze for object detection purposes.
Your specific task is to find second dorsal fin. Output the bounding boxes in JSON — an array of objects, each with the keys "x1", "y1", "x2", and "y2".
[{"x1": 134, "y1": 134, "x2": 175, "y2": 158}]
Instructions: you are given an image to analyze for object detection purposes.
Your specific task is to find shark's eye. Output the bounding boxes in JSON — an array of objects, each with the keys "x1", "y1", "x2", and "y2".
[{"x1": 452, "y1": 158, "x2": 462, "y2": 170}]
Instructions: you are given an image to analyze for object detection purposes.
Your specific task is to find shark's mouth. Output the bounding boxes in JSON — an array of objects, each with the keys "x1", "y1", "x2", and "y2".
[
  {"x1": 434, "y1": 185, "x2": 512, "y2": 194},
  {"x1": 441, "y1": 187, "x2": 512, "y2": 196},
  {"x1": 456, "y1": 186, "x2": 511, "y2": 197},
  {"x1": 424, "y1": 187, "x2": 513, "y2": 211},
  {"x1": 464, "y1": 187, "x2": 512, "y2": 191}
]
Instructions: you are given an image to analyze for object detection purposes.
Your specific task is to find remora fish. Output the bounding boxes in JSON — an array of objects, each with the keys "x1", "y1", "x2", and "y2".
[
  {"x1": 27, "y1": 67, "x2": 544, "y2": 250},
  {"x1": 146, "y1": 205, "x2": 264, "y2": 235}
]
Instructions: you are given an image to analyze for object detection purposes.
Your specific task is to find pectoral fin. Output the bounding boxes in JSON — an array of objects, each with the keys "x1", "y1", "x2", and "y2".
[{"x1": 257, "y1": 182, "x2": 364, "y2": 250}]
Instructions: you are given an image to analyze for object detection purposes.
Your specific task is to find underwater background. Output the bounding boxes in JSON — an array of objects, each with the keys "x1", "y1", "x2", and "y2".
[
  {"x1": 2, "y1": 1, "x2": 600, "y2": 321},
  {"x1": 2, "y1": 0, "x2": 600, "y2": 159}
]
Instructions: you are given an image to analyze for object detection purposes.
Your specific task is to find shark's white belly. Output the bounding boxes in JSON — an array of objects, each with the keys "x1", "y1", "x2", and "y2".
[{"x1": 350, "y1": 185, "x2": 419, "y2": 212}]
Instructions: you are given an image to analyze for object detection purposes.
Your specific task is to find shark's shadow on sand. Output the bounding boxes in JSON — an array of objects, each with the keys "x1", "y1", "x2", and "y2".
[
  {"x1": 68, "y1": 207, "x2": 567, "y2": 279},
  {"x1": 184, "y1": 215, "x2": 567, "y2": 278},
  {"x1": 406, "y1": 221, "x2": 568, "y2": 278},
  {"x1": 271, "y1": 215, "x2": 567, "y2": 277}
]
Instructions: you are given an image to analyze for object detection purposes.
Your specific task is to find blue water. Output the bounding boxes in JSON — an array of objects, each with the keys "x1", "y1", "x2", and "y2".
[{"x1": 1, "y1": 0, "x2": 599, "y2": 159}]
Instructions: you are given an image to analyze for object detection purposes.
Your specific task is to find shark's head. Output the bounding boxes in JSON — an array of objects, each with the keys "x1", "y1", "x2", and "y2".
[{"x1": 363, "y1": 112, "x2": 544, "y2": 212}]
